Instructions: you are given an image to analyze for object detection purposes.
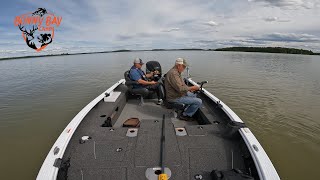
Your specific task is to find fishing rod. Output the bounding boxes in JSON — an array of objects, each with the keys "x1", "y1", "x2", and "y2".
[{"x1": 158, "y1": 114, "x2": 168, "y2": 180}]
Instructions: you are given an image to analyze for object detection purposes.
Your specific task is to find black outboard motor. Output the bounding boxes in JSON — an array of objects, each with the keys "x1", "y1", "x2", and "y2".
[{"x1": 146, "y1": 61, "x2": 162, "y2": 81}]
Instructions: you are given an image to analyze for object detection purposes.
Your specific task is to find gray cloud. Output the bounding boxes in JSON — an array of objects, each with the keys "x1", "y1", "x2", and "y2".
[
  {"x1": 162, "y1": 28, "x2": 180, "y2": 32},
  {"x1": 264, "y1": 17, "x2": 278, "y2": 22},
  {"x1": 253, "y1": 32, "x2": 320, "y2": 42},
  {"x1": 204, "y1": 21, "x2": 219, "y2": 26},
  {"x1": 192, "y1": 37, "x2": 271, "y2": 49},
  {"x1": 117, "y1": 35, "x2": 133, "y2": 41},
  {"x1": 263, "y1": 16, "x2": 291, "y2": 22},
  {"x1": 249, "y1": 0, "x2": 315, "y2": 9},
  {"x1": 278, "y1": 19, "x2": 291, "y2": 22},
  {"x1": 194, "y1": 40, "x2": 215, "y2": 43},
  {"x1": 195, "y1": 32, "x2": 320, "y2": 50}
]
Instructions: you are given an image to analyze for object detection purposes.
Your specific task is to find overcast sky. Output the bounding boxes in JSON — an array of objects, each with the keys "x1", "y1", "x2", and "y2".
[{"x1": 1, "y1": 0, "x2": 320, "y2": 57}]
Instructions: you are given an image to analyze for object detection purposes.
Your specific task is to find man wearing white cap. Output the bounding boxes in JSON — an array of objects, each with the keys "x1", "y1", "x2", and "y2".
[
  {"x1": 129, "y1": 58, "x2": 163, "y2": 105},
  {"x1": 164, "y1": 58, "x2": 202, "y2": 121}
]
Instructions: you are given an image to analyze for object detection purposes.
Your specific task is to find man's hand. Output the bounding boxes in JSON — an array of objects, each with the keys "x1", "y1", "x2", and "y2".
[
  {"x1": 149, "y1": 81, "x2": 158, "y2": 85},
  {"x1": 189, "y1": 85, "x2": 200, "y2": 92},
  {"x1": 146, "y1": 72, "x2": 154, "y2": 78}
]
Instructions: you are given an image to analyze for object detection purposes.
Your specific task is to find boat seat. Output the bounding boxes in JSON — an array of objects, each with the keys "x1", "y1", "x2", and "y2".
[
  {"x1": 165, "y1": 101, "x2": 185, "y2": 110},
  {"x1": 161, "y1": 75, "x2": 186, "y2": 117},
  {"x1": 164, "y1": 100, "x2": 185, "y2": 118},
  {"x1": 124, "y1": 70, "x2": 150, "y2": 105}
]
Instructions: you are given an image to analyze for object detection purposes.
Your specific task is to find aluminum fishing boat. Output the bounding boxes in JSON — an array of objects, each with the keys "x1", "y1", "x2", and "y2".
[{"x1": 37, "y1": 61, "x2": 280, "y2": 180}]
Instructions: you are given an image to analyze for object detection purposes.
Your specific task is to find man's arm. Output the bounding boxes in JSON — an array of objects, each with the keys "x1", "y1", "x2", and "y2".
[
  {"x1": 137, "y1": 79, "x2": 157, "y2": 85},
  {"x1": 167, "y1": 71, "x2": 199, "y2": 93},
  {"x1": 167, "y1": 71, "x2": 189, "y2": 93},
  {"x1": 130, "y1": 69, "x2": 157, "y2": 85}
]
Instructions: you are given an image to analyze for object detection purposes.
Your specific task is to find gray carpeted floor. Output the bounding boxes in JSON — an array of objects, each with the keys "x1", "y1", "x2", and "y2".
[
  {"x1": 60, "y1": 92, "x2": 248, "y2": 180},
  {"x1": 114, "y1": 99, "x2": 198, "y2": 128}
]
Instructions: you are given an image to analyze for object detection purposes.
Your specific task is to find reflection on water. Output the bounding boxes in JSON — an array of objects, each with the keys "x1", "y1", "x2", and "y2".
[{"x1": 0, "y1": 51, "x2": 319, "y2": 179}]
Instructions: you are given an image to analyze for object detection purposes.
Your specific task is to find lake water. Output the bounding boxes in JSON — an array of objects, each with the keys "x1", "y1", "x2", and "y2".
[{"x1": 0, "y1": 51, "x2": 319, "y2": 180}]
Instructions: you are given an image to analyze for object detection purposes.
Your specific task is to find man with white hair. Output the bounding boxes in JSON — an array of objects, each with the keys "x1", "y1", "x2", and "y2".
[{"x1": 164, "y1": 58, "x2": 202, "y2": 121}]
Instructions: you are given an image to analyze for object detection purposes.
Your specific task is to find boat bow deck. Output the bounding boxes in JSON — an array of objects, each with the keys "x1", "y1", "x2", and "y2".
[{"x1": 60, "y1": 87, "x2": 248, "y2": 180}]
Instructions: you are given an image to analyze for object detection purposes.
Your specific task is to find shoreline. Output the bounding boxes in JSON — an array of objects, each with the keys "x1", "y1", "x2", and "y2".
[
  {"x1": 0, "y1": 49, "x2": 209, "y2": 61},
  {"x1": 1, "y1": 47, "x2": 319, "y2": 61}
]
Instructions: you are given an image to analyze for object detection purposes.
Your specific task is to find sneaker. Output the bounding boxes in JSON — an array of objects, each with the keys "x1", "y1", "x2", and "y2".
[
  {"x1": 178, "y1": 115, "x2": 194, "y2": 121},
  {"x1": 157, "y1": 99, "x2": 163, "y2": 105}
]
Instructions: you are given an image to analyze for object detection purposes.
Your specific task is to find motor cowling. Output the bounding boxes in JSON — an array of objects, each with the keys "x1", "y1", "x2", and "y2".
[{"x1": 146, "y1": 61, "x2": 162, "y2": 81}]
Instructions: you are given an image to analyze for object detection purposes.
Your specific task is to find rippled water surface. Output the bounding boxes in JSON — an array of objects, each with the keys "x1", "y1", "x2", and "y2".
[{"x1": 0, "y1": 51, "x2": 319, "y2": 179}]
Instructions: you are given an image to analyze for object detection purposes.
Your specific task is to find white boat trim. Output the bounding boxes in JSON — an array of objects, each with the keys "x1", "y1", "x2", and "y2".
[
  {"x1": 36, "y1": 79, "x2": 125, "y2": 180},
  {"x1": 187, "y1": 78, "x2": 280, "y2": 180}
]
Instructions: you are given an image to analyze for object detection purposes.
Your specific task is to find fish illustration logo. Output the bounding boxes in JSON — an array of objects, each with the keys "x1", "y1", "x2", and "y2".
[{"x1": 14, "y1": 8, "x2": 62, "y2": 52}]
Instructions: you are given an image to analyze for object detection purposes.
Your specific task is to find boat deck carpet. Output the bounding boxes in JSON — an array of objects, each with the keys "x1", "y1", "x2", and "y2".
[{"x1": 60, "y1": 94, "x2": 247, "y2": 180}]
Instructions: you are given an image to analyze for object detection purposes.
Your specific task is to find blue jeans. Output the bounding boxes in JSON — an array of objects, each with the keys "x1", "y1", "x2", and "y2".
[{"x1": 174, "y1": 92, "x2": 202, "y2": 117}]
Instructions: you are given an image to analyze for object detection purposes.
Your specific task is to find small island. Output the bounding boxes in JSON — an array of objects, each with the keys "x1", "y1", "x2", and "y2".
[{"x1": 214, "y1": 47, "x2": 317, "y2": 55}]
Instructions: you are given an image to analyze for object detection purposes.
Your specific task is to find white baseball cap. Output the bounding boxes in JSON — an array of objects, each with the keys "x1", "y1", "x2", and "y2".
[
  {"x1": 175, "y1": 58, "x2": 189, "y2": 66},
  {"x1": 133, "y1": 58, "x2": 144, "y2": 64}
]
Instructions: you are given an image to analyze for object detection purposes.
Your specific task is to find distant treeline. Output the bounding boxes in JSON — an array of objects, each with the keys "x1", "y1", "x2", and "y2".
[
  {"x1": 215, "y1": 47, "x2": 316, "y2": 55},
  {"x1": 2, "y1": 47, "x2": 319, "y2": 61}
]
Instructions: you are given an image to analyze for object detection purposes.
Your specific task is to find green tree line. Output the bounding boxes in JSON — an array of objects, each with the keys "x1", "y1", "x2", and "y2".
[{"x1": 215, "y1": 47, "x2": 316, "y2": 55}]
